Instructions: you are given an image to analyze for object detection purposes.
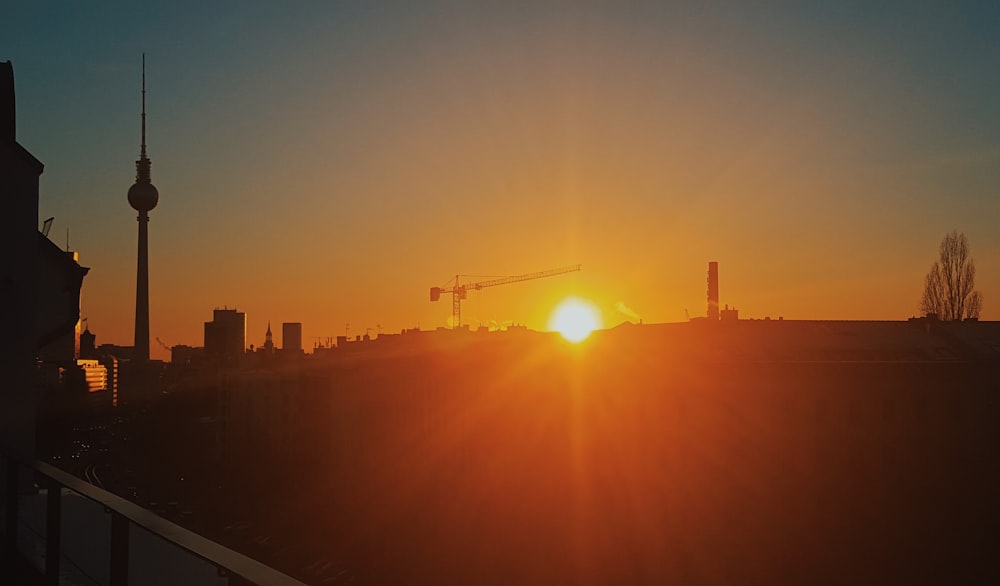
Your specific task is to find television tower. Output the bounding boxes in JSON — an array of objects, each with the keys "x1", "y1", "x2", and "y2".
[{"x1": 127, "y1": 54, "x2": 159, "y2": 363}]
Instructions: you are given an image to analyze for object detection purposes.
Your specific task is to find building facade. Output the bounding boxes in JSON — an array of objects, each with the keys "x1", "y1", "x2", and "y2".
[
  {"x1": 204, "y1": 308, "x2": 246, "y2": 366},
  {"x1": 282, "y1": 322, "x2": 302, "y2": 353}
]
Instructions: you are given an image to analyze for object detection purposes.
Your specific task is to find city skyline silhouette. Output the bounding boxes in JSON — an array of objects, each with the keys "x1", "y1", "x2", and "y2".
[
  {"x1": 3, "y1": 3, "x2": 998, "y2": 360},
  {"x1": 4, "y1": 5, "x2": 1000, "y2": 583}
]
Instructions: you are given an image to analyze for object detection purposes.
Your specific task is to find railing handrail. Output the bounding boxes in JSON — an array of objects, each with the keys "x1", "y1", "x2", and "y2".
[{"x1": 5, "y1": 455, "x2": 309, "y2": 586}]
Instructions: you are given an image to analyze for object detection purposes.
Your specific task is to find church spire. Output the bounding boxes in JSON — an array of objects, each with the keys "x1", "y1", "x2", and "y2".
[{"x1": 263, "y1": 321, "x2": 275, "y2": 353}]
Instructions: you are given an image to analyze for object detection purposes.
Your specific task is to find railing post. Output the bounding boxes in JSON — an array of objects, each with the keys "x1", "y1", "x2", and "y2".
[
  {"x1": 109, "y1": 512, "x2": 129, "y2": 586},
  {"x1": 45, "y1": 478, "x2": 61, "y2": 586},
  {"x1": 3, "y1": 458, "x2": 17, "y2": 559}
]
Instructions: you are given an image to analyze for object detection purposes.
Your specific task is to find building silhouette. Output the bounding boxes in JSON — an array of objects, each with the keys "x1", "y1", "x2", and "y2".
[
  {"x1": 80, "y1": 325, "x2": 96, "y2": 358},
  {"x1": 261, "y1": 321, "x2": 275, "y2": 355},
  {"x1": 1, "y1": 60, "x2": 41, "y2": 461},
  {"x1": 36, "y1": 237, "x2": 89, "y2": 364},
  {"x1": 204, "y1": 308, "x2": 246, "y2": 366},
  {"x1": 126, "y1": 55, "x2": 159, "y2": 363},
  {"x1": 282, "y1": 322, "x2": 302, "y2": 353},
  {"x1": 170, "y1": 344, "x2": 204, "y2": 366}
]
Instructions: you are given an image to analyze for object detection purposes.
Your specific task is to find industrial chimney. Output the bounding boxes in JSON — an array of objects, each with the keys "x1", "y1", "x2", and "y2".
[{"x1": 707, "y1": 261, "x2": 719, "y2": 320}]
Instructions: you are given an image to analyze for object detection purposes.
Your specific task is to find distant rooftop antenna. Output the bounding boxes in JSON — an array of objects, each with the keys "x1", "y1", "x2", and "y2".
[
  {"x1": 42, "y1": 217, "x2": 54, "y2": 237},
  {"x1": 65, "y1": 227, "x2": 69, "y2": 252}
]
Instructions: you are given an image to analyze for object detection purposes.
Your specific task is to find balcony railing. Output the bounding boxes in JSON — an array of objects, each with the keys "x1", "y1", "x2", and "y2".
[{"x1": 2, "y1": 454, "x2": 308, "y2": 586}]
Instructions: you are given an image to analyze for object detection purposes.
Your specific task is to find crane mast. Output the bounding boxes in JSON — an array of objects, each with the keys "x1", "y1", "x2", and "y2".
[{"x1": 430, "y1": 264, "x2": 581, "y2": 329}]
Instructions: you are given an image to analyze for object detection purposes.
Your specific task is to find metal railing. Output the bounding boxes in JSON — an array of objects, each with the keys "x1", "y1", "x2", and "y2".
[{"x1": 2, "y1": 454, "x2": 308, "y2": 586}]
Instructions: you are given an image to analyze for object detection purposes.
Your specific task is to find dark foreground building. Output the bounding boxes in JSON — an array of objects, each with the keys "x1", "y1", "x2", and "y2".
[
  {"x1": 210, "y1": 319, "x2": 1000, "y2": 585},
  {"x1": 0, "y1": 60, "x2": 41, "y2": 464}
]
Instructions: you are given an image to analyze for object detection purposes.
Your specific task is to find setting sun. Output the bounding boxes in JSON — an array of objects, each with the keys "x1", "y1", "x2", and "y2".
[{"x1": 549, "y1": 298, "x2": 602, "y2": 342}]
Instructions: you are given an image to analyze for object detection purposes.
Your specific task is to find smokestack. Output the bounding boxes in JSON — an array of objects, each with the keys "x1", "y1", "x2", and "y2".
[{"x1": 707, "y1": 261, "x2": 719, "y2": 320}]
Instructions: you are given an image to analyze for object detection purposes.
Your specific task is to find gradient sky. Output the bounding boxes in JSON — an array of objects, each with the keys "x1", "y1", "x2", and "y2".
[{"x1": 4, "y1": 1, "x2": 999, "y2": 360}]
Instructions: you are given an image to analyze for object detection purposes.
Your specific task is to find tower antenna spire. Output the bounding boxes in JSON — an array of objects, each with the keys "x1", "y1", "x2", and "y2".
[{"x1": 140, "y1": 53, "x2": 146, "y2": 159}]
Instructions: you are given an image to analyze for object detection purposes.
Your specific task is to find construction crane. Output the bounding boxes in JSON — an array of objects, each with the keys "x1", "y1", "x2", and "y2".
[{"x1": 430, "y1": 264, "x2": 581, "y2": 329}]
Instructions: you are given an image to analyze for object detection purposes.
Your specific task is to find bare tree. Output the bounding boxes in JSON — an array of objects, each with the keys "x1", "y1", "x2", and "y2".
[{"x1": 920, "y1": 230, "x2": 983, "y2": 320}]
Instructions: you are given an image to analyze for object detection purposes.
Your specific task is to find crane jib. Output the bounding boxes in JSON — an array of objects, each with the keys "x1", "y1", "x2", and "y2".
[{"x1": 428, "y1": 264, "x2": 581, "y2": 329}]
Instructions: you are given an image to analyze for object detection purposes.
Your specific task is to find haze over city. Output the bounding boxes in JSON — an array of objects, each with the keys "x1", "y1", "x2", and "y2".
[
  {"x1": 4, "y1": 1, "x2": 999, "y2": 359},
  {"x1": 6, "y1": 3, "x2": 1000, "y2": 586}
]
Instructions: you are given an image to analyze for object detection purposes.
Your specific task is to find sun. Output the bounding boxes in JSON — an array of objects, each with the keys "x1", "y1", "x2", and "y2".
[{"x1": 549, "y1": 298, "x2": 602, "y2": 343}]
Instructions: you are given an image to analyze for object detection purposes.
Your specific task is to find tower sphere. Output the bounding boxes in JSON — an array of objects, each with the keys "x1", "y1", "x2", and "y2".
[{"x1": 128, "y1": 181, "x2": 158, "y2": 211}]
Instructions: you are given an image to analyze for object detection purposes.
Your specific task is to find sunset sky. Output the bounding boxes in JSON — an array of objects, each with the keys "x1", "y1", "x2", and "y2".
[{"x1": 4, "y1": 1, "x2": 999, "y2": 360}]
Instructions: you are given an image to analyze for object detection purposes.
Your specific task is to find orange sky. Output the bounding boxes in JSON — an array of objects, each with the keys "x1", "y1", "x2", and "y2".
[{"x1": 4, "y1": 3, "x2": 998, "y2": 360}]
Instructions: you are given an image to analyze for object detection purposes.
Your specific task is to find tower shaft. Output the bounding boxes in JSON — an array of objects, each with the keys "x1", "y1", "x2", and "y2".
[{"x1": 134, "y1": 210, "x2": 150, "y2": 362}]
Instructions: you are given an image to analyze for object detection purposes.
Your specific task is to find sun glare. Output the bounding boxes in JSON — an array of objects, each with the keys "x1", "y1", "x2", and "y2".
[{"x1": 549, "y1": 298, "x2": 601, "y2": 343}]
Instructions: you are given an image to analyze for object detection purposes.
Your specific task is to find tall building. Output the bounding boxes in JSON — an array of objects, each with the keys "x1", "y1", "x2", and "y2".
[
  {"x1": 282, "y1": 322, "x2": 303, "y2": 353},
  {"x1": 126, "y1": 55, "x2": 158, "y2": 363},
  {"x1": 204, "y1": 308, "x2": 246, "y2": 366}
]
